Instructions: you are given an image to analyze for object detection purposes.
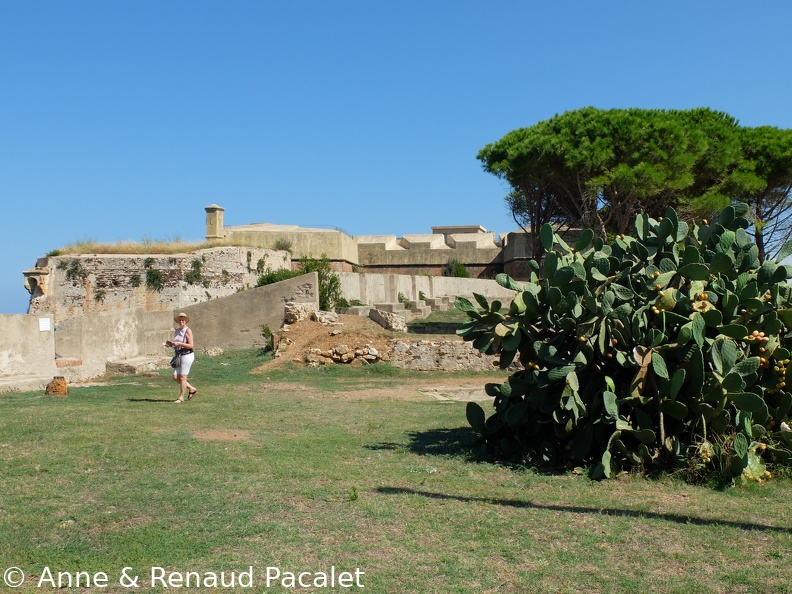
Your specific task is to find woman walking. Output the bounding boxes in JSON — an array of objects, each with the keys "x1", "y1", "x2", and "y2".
[{"x1": 167, "y1": 312, "x2": 197, "y2": 403}]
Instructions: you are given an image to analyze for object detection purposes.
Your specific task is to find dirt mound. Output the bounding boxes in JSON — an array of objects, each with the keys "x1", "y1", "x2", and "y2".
[{"x1": 256, "y1": 314, "x2": 398, "y2": 370}]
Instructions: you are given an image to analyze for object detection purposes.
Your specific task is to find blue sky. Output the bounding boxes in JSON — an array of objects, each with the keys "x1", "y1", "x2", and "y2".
[{"x1": 2, "y1": 1, "x2": 791, "y2": 314}]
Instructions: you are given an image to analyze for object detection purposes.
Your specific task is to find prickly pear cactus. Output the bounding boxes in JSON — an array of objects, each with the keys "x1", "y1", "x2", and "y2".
[{"x1": 458, "y1": 205, "x2": 792, "y2": 480}]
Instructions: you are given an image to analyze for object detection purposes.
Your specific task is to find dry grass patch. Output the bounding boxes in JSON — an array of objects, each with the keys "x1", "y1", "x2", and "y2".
[{"x1": 192, "y1": 429, "x2": 254, "y2": 441}]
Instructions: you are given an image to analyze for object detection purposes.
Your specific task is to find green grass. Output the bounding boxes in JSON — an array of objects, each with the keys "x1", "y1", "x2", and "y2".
[{"x1": 1, "y1": 350, "x2": 792, "y2": 593}]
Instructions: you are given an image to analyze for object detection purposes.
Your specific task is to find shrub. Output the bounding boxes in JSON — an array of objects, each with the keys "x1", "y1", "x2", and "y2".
[
  {"x1": 297, "y1": 255, "x2": 343, "y2": 311},
  {"x1": 273, "y1": 238, "x2": 293, "y2": 253},
  {"x1": 261, "y1": 324, "x2": 274, "y2": 352},
  {"x1": 443, "y1": 258, "x2": 470, "y2": 278},
  {"x1": 185, "y1": 260, "x2": 203, "y2": 285},
  {"x1": 257, "y1": 255, "x2": 344, "y2": 311},
  {"x1": 258, "y1": 268, "x2": 300, "y2": 286},
  {"x1": 458, "y1": 205, "x2": 792, "y2": 483},
  {"x1": 145, "y1": 269, "x2": 164, "y2": 292}
]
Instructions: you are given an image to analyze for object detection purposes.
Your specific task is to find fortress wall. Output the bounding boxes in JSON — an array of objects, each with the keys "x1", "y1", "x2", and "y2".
[
  {"x1": 0, "y1": 314, "x2": 58, "y2": 382},
  {"x1": 220, "y1": 225, "x2": 359, "y2": 269},
  {"x1": 56, "y1": 310, "x2": 174, "y2": 379},
  {"x1": 3, "y1": 274, "x2": 320, "y2": 390},
  {"x1": 337, "y1": 272, "x2": 518, "y2": 305},
  {"x1": 25, "y1": 247, "x2": 289, "y2": 324},
  {"x1": 178, "y1": 272, "x2": 319, "y2": 350},
  {"x1": 356, "y1": 232, "x2": 503, "y2": 269}
]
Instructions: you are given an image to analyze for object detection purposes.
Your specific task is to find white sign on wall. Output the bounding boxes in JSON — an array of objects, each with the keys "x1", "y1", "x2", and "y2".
[{"x1": 39, "y1": 317, "x2": 51, "y2": 332}]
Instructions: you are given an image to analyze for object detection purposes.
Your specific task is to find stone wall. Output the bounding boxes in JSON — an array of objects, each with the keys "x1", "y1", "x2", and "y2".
[
  {"x1": 201, "y1": 205, "x2": 535, "y2": 281},
  {"x1": 25, "y1": 246, "x2": 289, "y2": 323},
  {"x1": 0, "y1": 314, "x2": 58, "y2": 391},
  {"x1": 2, "y1": 273, "x2": 321, "y2": 391},
  {"x1": 337, "y1": 272, "x2": 519, "y2": 306},
  {"x1": 389, "y1": 339, "x2": 502, "y2": 372}
]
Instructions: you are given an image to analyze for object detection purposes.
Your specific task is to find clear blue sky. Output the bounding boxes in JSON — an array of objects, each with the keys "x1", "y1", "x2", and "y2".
[{"x1": 2, "y1": 1, "x2": 791, "y2": 314}]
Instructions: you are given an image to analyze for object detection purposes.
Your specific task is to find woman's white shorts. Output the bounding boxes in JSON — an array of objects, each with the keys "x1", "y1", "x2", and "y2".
[{"x1": 173, "y1": 352, "x2": 195, "y2": 377}]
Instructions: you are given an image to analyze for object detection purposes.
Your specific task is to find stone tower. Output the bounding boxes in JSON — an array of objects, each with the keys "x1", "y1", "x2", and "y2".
[{"x1": 205, "y1": 204, "x2": 225, "y2": 240}]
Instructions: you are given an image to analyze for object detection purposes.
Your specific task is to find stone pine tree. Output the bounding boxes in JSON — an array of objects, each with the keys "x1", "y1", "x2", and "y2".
[
  {"x1": 477, "y1": 107, "x2": 744, "y2": 259},
  {"x1": 730, "y1": 126, "x2": 792, "y2": 261}
]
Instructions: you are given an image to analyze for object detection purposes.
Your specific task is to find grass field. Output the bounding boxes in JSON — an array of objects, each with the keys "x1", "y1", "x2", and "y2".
[{"x1": 1, "y1": 349, "x2": 791, "y2": 593}]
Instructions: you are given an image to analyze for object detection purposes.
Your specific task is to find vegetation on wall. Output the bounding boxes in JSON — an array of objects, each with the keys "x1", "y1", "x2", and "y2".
[
  {"x1": 185, "y1": 260, "x2": 203, "y2": 285},
  {"x1": 458, "y1": 205, "x2": 792, "y2": 484},
  {"x1": 256, "y1": 254, "x2": 343, "y2": 311},
  {"x1": 273, "y1": 238, "x2": 294, "y2": 253},
  {"x1": 145, "y1": 268, "x2": 164, "y2": 292}
]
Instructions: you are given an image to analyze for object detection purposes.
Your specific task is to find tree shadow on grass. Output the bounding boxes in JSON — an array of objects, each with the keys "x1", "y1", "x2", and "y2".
[
  {"x1": 127, "y1": 398, "x2": 177, "y2": 403},
  {"x1": 375, "y1": 486, "x2": 792, "y2": 534},
  {"x1": 406, "y1": 321, "x2": 464, "y2": 335},
  {"x1": 365, "y1": 426, "x2": 485, "y2": 461}
]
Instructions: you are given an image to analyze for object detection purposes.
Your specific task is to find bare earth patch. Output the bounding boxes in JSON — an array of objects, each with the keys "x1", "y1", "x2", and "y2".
[
  {"x1": 251, "y1": 314, "x2": 508, "y2": 401},
  {"x1": 192, "y1": 429, "x2": 253, "y2": 441},
  {"x1": 254, "y1": 314, "x2": 397, "y2": 372}
]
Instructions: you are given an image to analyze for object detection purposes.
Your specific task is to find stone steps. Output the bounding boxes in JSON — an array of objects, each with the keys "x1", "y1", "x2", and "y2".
[{"x1": 342, "y1": 295, "x2": 453, "y2": 322}]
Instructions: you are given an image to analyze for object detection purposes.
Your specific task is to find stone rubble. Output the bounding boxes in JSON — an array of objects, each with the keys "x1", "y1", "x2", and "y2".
[
  {"x1": 305, "y1": 343, "x2": 386, "y2": 367},
  {"x1": 312, "y1": 310, "x2": 342, "y2": 325},
  {"x1": 368, "y1": 309, "x2": 408, "y2": 332},
  {"x1": 284, "y1": 301, "x2": 317, "y2": 324}
]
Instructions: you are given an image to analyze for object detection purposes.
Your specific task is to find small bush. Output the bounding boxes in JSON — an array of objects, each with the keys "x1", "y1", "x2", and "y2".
[
  {"x1": 398, "y1": 293, "x2": 412, "y2": 310},
  {"x1": 146, "y1": 269, "x2": 164, "y2": 292},
  {"x1": 257, "y1": 255, "x2": 344, "y2": 312},
  {"x1": 258, "y1": 268, "x2": 300, "y2": 286},
  {"x1": 273, "y1": 238, "x2": 293, "y2": 253},
  {"x1": 261, "y1": 324, "x2": 274, "y2": 352},
  {"x1": 185, "y1": 260, "x2": 203, "y2": 285},
  {"x1": 443, "y1": 258, "x2": 470, "y2": 278},
  {"x1": 297, "y1": 255, "x2": 343, "y2": 311}
]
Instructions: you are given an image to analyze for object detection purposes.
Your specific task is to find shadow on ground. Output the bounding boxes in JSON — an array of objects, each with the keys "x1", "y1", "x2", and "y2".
[
  {"x1": 365, "y1": 426, "x2": 481, "y2": 459},
  {"x1": 375, "y1": 486, "x2": 792, "y2": 534},
  {"x1": 406, "y1": 321, "x2": 464, "y2": 335}
]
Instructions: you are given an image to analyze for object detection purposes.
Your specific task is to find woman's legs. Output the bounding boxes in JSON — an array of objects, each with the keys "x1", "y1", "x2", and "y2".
[{"x1": 172, "y1": 373, "x2": 195, "y2": 402}]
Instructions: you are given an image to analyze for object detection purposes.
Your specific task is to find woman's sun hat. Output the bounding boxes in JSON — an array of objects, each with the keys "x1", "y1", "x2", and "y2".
[{"x1": 174, "y1": 312, "x2": 190, "y2": 323}]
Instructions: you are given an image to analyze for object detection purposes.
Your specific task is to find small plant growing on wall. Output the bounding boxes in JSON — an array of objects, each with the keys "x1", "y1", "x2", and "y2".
[
  {"x1": 94, "y1": 289, "x2": 106, "y2": 303},
  {"x1": 246, "y1": 251, "x2": 253, "y2": 273},
  {"x1": 398, "y1": 292, "x2": 412, "y2": 310},
  {"x1": 130, "y1": 274, "x2": 141, "y2": 287},
  {"x1": 273, "y1": 238, "x2": 293, "y2": 253},
  {"x1": 146, "y1": 269, "x2": 164, "y2": 292},
  {"x1": 419, "y1": 291, "x2": 427, "y2": 301},
  {"x1": 185, "y1": 260, "x2": 203, "y2": 285},
  {"x1": 61, "y1": 259, "x2": 88, "y2": 285},
  {"x1": 256, "y1": 258, "x2": 266, "y2": 274}
]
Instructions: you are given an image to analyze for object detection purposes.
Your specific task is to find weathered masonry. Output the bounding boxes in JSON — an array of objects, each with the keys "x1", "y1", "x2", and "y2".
[{"x1": 202, "y1": 204, "x2": 538, "y2": 279}]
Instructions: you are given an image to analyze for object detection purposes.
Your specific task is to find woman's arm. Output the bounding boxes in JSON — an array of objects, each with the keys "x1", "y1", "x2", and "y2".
[{"x1": 183, "y1": 328, "x2": 194, "y2": 350}]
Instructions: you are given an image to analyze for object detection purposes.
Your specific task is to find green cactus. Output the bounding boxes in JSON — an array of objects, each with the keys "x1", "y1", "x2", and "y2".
[{"x1": 458, "y1": 204, "x2": 792, "y2": 481}]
